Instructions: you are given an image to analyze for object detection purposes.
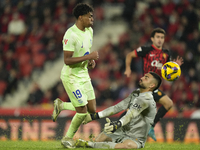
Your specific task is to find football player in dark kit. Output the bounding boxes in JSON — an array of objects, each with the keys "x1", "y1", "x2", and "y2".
[{"x1": 124, "y1": 28, "x2": 184, "y2": 141}]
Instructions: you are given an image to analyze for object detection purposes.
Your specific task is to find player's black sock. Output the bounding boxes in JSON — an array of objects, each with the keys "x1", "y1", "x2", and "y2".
[{"x1": 152, "y1": 106, "x2": 168, "y2": 127}]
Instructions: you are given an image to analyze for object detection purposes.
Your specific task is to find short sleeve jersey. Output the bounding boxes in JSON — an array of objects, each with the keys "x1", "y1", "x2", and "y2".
[
  {"x1": 135, "y1": 45, "x2": 170, "y2": 77},
  {"x1": 60, "y1": 24, "x2": 93, "y2": 83}
]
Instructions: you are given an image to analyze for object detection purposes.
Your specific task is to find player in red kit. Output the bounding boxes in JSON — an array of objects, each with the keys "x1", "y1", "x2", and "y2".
[{"x1": 124, "y1": 28, "x2": 184, "y2": 141}]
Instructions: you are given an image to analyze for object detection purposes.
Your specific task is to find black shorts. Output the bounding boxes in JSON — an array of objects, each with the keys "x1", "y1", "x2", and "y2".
[{"x1": 152, "y1": 89, "x2": 166, "y2": 102}]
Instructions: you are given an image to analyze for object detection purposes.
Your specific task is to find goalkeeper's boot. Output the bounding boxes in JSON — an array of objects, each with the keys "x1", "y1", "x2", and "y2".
[
  {"x1": 148, "y1": 126, "x2": 157, "y2": 141},
  {"x1": 75, "y1": 139, "x2": 90, "y2": 148},
  {"x1": 61, "y1": 137, "x2": 75, "y2": 149},
  {"x1": 52, "y1": 98, "x2": 62, "y2": 122}
]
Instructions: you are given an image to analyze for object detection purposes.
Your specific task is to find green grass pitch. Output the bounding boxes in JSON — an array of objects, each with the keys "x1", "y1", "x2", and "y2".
[{"x1": 0, "y1": 141, "x2": 199, "y2": 150}]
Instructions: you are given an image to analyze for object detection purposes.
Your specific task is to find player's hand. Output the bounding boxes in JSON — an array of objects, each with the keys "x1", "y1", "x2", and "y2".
[
  {"x1": 89, "y1": 51, "x2": 99, "y2": 60},
  {"x1": 124, "y1": 68, "x2": 131, "y2": 77},
  {"x1": 88, "y1": 60, "x2": 96, "y2": 69},
  {"x1": 104, "y1": 118, "x2": 122, "y2": 134},
  {"x1": 82, "y1": 113, "x2": 100, "y2": 125},
  {"x1": 173, "y1": 56, "x2": 184, "y2": 66}
]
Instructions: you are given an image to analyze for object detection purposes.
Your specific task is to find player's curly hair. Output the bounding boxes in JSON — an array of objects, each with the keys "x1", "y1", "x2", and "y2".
[
  {"x1": 73, "y1": 3, "x2": 94, "y2": 19},
  {"x1": 151, "y1": 28, "x2": 166, "y2": 37}
]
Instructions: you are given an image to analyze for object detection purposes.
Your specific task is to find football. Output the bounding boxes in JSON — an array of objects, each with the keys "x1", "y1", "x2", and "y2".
[{"x1": 161, "y1": 62, "x2": 181, "y2": 81}]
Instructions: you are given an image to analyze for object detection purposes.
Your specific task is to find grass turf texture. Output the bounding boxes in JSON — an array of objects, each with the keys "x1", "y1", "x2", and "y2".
[{"x1": 0, "y1": 141, "x2": 199, "y2": 150}]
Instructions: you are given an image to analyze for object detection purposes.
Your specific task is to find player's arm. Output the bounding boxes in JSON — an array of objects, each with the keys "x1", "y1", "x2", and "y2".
[
  {"x1": 166, "y1": 49, "x2": 184, "y2": 66},
  {"x1": 104, "y1": 98, "x2": 149, "y2": 134},
  {"x1": 119, "y1": 99, "x2": 149, "y2": 126},
  {"x1": 124, "y1": 50, "x2": 137, "y2": 77},
  {"x1": 63, "y1": 51, "x2": 98, "y2": 65},
  {"x1": 82, "y1": 94, "x2": 132, "y2": 124},
  {"x1": 172, "y1": 56, "x2": 184, "y2": 66},
  {"x1": 63, "y1": 30, "x2": 98, "y2": 65}
]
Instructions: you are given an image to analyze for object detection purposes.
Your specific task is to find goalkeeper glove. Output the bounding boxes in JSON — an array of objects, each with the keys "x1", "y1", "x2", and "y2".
[
  {"x1": 82, "y1": 112, "x2": 100, "y2": 124},
  {"x1": 104, "y1": 118, "x2": 122, "y2": 134}
]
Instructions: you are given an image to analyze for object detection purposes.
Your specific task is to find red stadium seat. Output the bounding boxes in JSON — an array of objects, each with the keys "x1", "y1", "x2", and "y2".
[
  {"x1": 33, "y1": 54, "x2": 46, "y2": 68},
  {"x1": 18, "y1": 53, "x2": 31, "y2": 66},
  {"x1": 21, "y1": 63, "x2": 33, "y2": 77},
  {"x1": 0, "y1": 81, "x2": 7, "y2": 95},
  {"x1": 16, "y1": 45, "x2": 29, "y2": 55},
  {"x1": 31, "y1": 43, "x2": 44, "y2": 55}
]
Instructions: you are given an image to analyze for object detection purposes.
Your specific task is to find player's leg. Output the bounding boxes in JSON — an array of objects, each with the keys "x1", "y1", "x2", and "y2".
[
  {"x1": 60, "y1": 81, "x2": 88, "y2": 148},
  {"x1": 87, "y1": 99, "x2": 96, "y2": 113},
  {"x1": 85, "y1": 80, "x2": 96, "y2": 113},
  {"x1": 52, "y1": 96, "x2": 95, "y2": 122},
  {"x1": 52, "y1": 80, "x2": 77, "y2": 122},
  {"x1": 114, "y1": 139, "x2": 139, "y2": 149},
  {"x1": 95, "y1": 130, "x2": 140, "y2": 148},
  {"x1": 95, "y1": 132, "x2": 112, "y2": 142},
  {"x1": 76, "y1": 139, "x2": 117, "y2": 149},
  {"x1": 52, "y1": 80, "x2": 96, "y2": 121},
  {"x1": 76, "y1": 139, "x2": 139, "y2": 149},
  {"x1": 52, "y1": 98, "x2": 76, "y2": 122}
]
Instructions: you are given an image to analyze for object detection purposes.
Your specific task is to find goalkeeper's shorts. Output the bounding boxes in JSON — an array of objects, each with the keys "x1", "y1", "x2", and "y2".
[{"x1": 104, "y1": 129, "x2": 144, "y2": 149}]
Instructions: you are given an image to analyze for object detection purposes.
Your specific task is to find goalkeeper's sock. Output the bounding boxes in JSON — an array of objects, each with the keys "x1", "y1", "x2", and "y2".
[
  {"x1": 88, "y1": 141, "x2": 116, "y2": 149},
  {"x1": 62, "y1": 102, "x2": 76, "y2": 111},
  {"x1": 66, "y1": 112, "x2": 87, "y2": 138},
  {"x1": 152, "y1": 106, "x2": 168, "y2": 127}
]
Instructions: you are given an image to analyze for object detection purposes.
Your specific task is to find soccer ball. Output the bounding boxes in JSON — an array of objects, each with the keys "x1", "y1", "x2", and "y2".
[{"x1": 161, "y1": 62, "x2": 181, "y2": 81}]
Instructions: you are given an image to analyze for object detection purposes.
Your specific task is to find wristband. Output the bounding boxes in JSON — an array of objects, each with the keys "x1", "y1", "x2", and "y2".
[
  {"x1": 111, "y1": 120, "x2": 122, "y2": 133},
  {"x1": 90, "y1": 112, "x2": 100, "y2": 120}
]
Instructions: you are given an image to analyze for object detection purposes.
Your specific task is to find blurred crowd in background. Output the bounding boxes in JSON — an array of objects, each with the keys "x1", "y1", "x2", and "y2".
[{"x1": 0, "y1": 0, "x2": 200, "y2": 117}]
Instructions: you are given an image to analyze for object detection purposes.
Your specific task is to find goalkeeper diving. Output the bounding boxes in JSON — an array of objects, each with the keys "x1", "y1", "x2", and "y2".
[{"x1": 75, "y1": 71, "x2": 162, "y2": 149}]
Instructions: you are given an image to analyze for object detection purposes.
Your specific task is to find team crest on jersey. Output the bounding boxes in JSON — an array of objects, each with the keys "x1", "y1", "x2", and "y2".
[
  {"x1": 157, "y1": 91, "x2": 162, "y2": 96},
  {"x1": 78, "y1": 99, "x2": 83, "y2": 104},
  {"x1": 64, "y1": 39, "x2": 68, "y2": 45},
  {"x1": 136, "y1": 47, "x2": 142, "y2": 52},
  {"x1": 163, "y1": 53, "x2": 166, "y2": 59}
]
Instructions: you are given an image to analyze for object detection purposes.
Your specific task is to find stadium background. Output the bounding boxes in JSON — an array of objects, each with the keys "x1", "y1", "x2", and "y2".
[{"x1": 0, "y1": 0, "x2": 200, "y2": 143}]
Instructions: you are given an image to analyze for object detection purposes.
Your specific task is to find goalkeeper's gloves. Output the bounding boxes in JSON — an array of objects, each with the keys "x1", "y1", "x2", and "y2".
[
  {"x1": 104, "y1": 118, "x2": 122, "y2": 134},
  {"x1": 82, "y1": 112, "x2": 100, "y2": 124}
]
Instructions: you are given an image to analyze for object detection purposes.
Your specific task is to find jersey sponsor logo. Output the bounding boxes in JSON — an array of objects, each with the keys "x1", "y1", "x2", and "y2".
[
  {"x1": 151, "y1": 60, "x2": 163, "y2": 69},
  {"x1": 150, "y1": 54, "x2": 155, "y2": 57},
  {"x1": 132, "y1": 103, "x2": 142, "y2": 111},
  {"x1": 136, "y1": 47, "x2": 142, "y2": 52},
  {"x1": 64, "y1": 39, "x2": 68, "y2": 45}
]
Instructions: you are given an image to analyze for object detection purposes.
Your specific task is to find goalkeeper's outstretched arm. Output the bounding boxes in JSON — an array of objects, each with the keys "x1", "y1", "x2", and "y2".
[
  {"x1": 104, "y1": 99, "x2": 149, "y2": 134},
  {"x1": 83, "y1": 94, "x2": 132, "y2": 124}
]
